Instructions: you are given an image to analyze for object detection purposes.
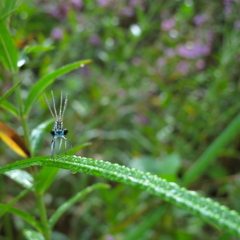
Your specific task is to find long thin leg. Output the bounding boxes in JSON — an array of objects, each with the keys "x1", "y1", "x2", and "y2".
[
  {"x1": 51, "y1": 137, "x2": 56, "y2": 156},
  {"x1": 58, "y1": 137, "x2": 63, "y2": 154},
  {"x1": 62, "y1": 136, "x2": 73, "y2": 155}
]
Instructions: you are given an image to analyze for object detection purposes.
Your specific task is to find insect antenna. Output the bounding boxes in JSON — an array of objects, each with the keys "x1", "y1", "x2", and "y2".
[
  {"x1": 59, "y1": 91, "x2": 63, "y2": 119},
  {"x1": 44, "y1": 93, "x2": 56, "y2": 119},
  {"x1": 51, "y1": 91, "x2": 58, "y2": 120},
  {"x1": 61, "y1": 93, "x2": 68, "y2": 119}
]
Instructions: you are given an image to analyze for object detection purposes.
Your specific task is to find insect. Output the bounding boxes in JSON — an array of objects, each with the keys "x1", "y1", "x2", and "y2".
[{"x1": 44, "y1": 91, "x2": 72, "y2": 156}]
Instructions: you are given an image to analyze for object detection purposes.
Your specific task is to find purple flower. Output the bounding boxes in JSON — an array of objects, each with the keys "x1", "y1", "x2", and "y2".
[
  {"x1": 177, "y1": 43, "x2": 210, "y2": 59},
  {"x1": 103, "y1": 235, "x2": 114, "y2": 240},
  {"x1": 176, "y1": 61, "x2": 190, "y2": 75},
  {"x1": 89, "y1": 34, "x2": 101, "y2": 46},
  {"x1": 132, "y1": 57, "x2": 141, "y2": 66},
  {"x1": 97, "y1": 0, "x2": 112, "y2": 7},
  {"x1": 194, "y1": 14, "x2": 206, "y2": 26},
  {"x1": 51, "y1": 27, "x2": 63, "y2": 40},
  {"x1": 223, "y1": 0, "x2": 233, "y2": 6},
  {"x1": 130, "y1": 0, "x2": 145, "y2": 8},
  {"x1": 165, "y1": 48, "x2": 176, "y2": 58},
  {"x1": 157, "y1": 58, "x2": 166, "y2": 67},
  {"x1": 234, "y1": 20, "x2": 240, "y2": 29},
  {"x1": 134, "y1": 114, "x2": 149, "y2": 125},
  {"x1": 120, "y1": 7, "x2": 134, "y2": 17},
  {"x1": 161, "y1": 18, "x2": 175, "y2": 31},
  {"x1": 117, "y1": 89, "x2": 126, "y2": 98},
  {"x1": 48, "y1": 4, "x2": 69, "y2": 19},
  {"x1": 223, "y1": 0, "x2": 233, "y2": 15},
  {"x1": 196, "y1": 59, "x2": 205, "y2": 70},
  {"x1": 70, "y1": 0, "x2": 83, "y2": 8},
  {"x1": 206, "y1": 31, "x2": 214, "y2": 45}
]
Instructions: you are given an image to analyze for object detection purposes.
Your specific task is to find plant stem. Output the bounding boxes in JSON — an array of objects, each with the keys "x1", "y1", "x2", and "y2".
[
  {"x1": 13, "y1": 74, "x2": 32, "y2": 156},
  {"x1": 35, "y1": 192, "x2": 51, "y2": 240},
  {"x1": 0, "y1": 175, "x2": 13, "y2": 240}
]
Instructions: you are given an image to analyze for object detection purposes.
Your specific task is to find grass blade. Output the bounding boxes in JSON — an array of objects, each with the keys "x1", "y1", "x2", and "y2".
[
  {"x1": 0, "y1": 203, "x2": 42, "y2": 233},
  {"x1": 30, "y1": 119, "x2": 53, "y2": 157},
  {"x1": 4, "y1": 169, "x2": 33, "y2": 188},
  {"x1": 24, "y1": 59, "x2": 92, "y2": 116},
  {"x1": 0, "y1": 21, "x2": 18, "y2": 73},
  {"x1": 0, "y1": 81, "x2": 21, "y2": 105},
  {"x1": 0, "y1": 100, "x2": 18, "y2": 117},
  {"x1": 0, "y1": 186, "x2": 33, "y2": 217},
  {"x1": 182, "y1": 112, "x2": 240, "y2": 186},
  {"x1": 0, "y1": 155, "x2": 240, "y2": 237},
  {"x1": 125, "y1": 205, "x2": 167, "y2": 240},
  {"x1": 49, "y1": 183, "x2": 109, "y2": 229},
  {"x1": 0, "y1": 0, "x2": 18, "y2": 21},
  {"x1": 23, "y1": 229, "x2": 44, "y2": 240}
]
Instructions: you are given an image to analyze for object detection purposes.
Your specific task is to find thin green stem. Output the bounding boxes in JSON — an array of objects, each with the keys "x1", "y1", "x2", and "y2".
[
  {"x1": 35, "y1": 192, "x2": 51, "y2": 240},
  {"x1": 13, "y1": 74, "x2": 32, "y2": 156},
  {"x1": 0, "y1": 175, "x2": 13, "y2": 240}
]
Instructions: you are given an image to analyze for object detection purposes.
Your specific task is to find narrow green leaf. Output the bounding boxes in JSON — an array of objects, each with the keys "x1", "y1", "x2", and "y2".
[
  {"x1": 23, "y1": 229, "x2": 44, "y2": 240},
  {"x1": 35, "y1": 143, "x2": 91, "y2": 194},
  {"x1": 125, "y1": 205, "x2": 167, "y2": 240},
  {"x1": 35, "y1": 167, "x2": 59, "y2": 195},
  {"x1": 24, "y1": 45, "x2": 55, "y2": 54},
  {"x1": 49, "y1": 183, "x2": 109, "y2": 228},
  {"x1": 30, "y1": 119, "x2": 53, "y2": 156},
  {"x1": 63, "y1": 142, "x2": 92, "y2": 156},
  {"x1": 0, "y1": 100, "x2": 18, "y2": 117},
  {"x1": 0, "y1": 187, "x2": 33, "y2": 217},
  {"x1": 0, "y1": 81, "x2": 21, "y2": 105},
  {"x1": 182, "y1": 112, "x2": 240, "y2": 186},
  {"x1": 0, "y1": 22, "x2": 18, "y2": 73},
  {"x1": 0, "y1": 0, "x2": 17, "y2": 21},
  {"x1": 0, "y1": 156, "x2": 240, "y2": 237},
  {"x1": 4, "y1": 169, "x2": 33, "y2": 188},
  {"x1": 0, "y1": 203, "x2": 43, "y2": 233},
  {"x1": 24, "y1": 59, "x2": 92, "y2": 116}
]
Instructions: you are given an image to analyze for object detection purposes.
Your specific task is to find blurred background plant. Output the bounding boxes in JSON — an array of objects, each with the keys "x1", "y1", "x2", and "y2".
[{"x1": 1, "y1": 0, "x2": 240, "y2": 239}]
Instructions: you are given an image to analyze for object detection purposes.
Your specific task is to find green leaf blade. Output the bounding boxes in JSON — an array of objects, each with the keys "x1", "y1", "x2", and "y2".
[
  {"x1": 0, "y1": 100, "x2": 18, "y2": 117},
  {"x1": 49, "y1": 183, "x2": 109, "y2": 229},
  {"x1": 0, "y1": 203, "x2": 42, "y2": 232},
  {"x1": 23, "y1": 229, "x2": 44, "y2": 240},
  {"x1": 30, "y1": 119, "x2": 53, "y2": 156},
  {"x1": 0, "y1": 155, "x2": 240, "y2": 237},
  {"x1": 182, "y1": 112, "x2": 240, "y2": 186},
  {"x1": 0, "y1": 0, "x2": 18, "y2": 21},
  {"x1": 4, "y1": 169, "x2": 33, "y2": 188},
  {"x1": 0, "y1": 22, "x2": 18, "y2": 73},
  {"x1": 24, "y1": 59, "x2": 92, "y2": 116},
  {"x1": 0, "y1": 81, "x2": 21, "y2": 105}
]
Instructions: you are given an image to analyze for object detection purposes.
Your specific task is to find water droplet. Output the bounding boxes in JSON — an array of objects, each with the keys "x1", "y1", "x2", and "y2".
[
  {"x1": 130, "y1": 24, "x2": 141, "y2": 37},
  {"x1": 17, "y1": 58, "x2": 26, "y2": 67}
]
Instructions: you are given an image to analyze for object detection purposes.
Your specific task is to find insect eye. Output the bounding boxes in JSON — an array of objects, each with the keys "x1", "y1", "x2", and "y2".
[
  {"x1": 64, "y1": 129, "x2": 68, "y2": 135},
  {"x1": 50, "y1": 130, "x2": 55, "y2": 136}
]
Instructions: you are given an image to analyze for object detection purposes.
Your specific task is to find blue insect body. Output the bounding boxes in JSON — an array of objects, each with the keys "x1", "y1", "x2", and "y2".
[{"x1": 44, "y1": 91, "x2": 72, "y2": 156}]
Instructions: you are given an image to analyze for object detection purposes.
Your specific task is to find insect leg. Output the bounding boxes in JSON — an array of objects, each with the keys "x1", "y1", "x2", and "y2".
[
  {"x1": 58, "y1": 137, "x2": 63, "y2": 154},
  {"x1": 51, "y1": 137, "x2": 56, "y2": 156},
  {"x1": 62, "y1": 136, "x2": 73, "y2": 155}
]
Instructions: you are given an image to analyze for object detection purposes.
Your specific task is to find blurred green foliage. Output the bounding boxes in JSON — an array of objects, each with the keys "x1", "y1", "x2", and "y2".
[{"x1": 1, "y1": 0, "x2": 240, "y2": 239}]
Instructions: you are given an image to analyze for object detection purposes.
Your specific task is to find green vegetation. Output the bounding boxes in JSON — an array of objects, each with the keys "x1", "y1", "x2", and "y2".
[{"x1": 1, "y1": 0, "x2": 240, "y2": 239}]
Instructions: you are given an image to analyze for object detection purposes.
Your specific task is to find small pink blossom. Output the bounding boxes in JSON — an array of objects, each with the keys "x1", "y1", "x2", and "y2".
[
  {"x1": 177, "y1": 43, "x2": 210, "y2": 59},
  {"x1": 161, "y1": 18, "x2": 175, "y2": 31},
  {"x1": 194, "y1": 14, "x2": 206, "y2": 26},
  {"x1": 51, "y1": 27, "x2": 63, "y2": 40}
]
